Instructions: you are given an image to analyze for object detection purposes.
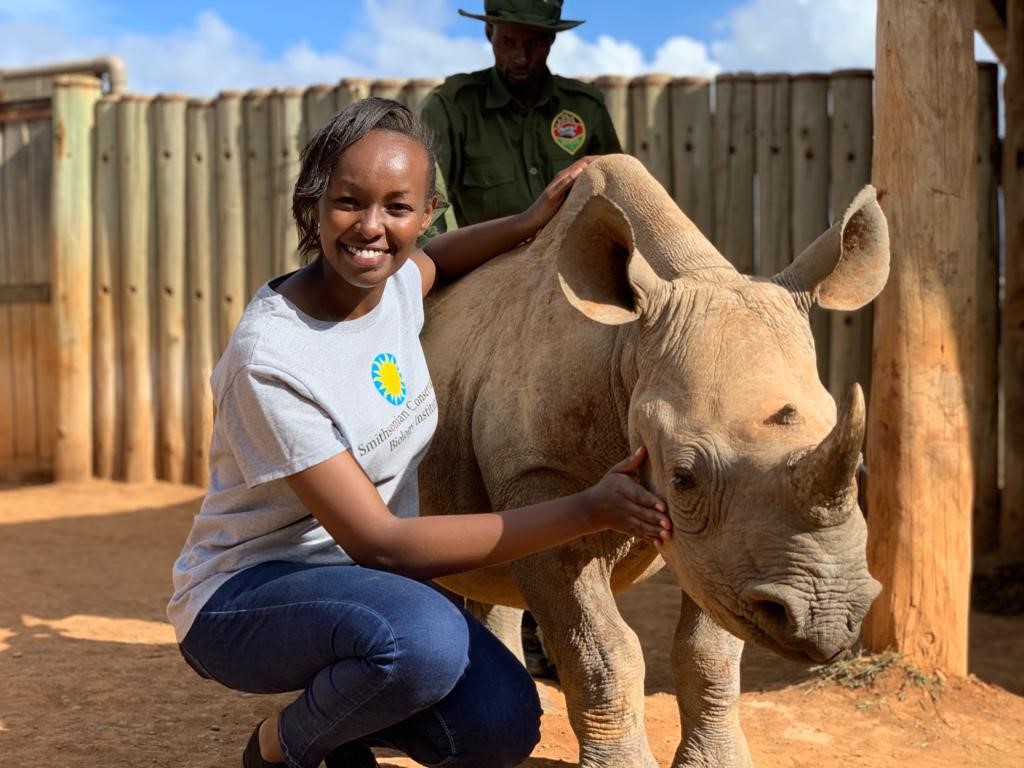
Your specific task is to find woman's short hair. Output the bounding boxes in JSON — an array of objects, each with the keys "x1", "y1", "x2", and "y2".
[{"x1": 292, "y1": 97, "x2": 439, "y2": 261}]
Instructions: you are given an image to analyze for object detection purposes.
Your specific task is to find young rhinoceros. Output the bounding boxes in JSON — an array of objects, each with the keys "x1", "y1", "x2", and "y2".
[{"x1": 418, "y1": 154, "x2": 888, "y2": 768}]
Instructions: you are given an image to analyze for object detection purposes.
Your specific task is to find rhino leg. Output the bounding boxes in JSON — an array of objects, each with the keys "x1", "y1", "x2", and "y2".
[
  {"x1": 512, "y1": 544, "x2": 658, "y2": 768},
  {"x1": 671, "y1": 592, "x2": 752, "y2": 768},
  {"x1": 465, "y1": 599, "x2": 525, "y2": 665}
]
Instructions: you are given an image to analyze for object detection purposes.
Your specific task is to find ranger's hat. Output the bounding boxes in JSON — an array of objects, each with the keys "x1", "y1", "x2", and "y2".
[{"x1": 458, "y1": 0, "x2": 584, "y2": 32}]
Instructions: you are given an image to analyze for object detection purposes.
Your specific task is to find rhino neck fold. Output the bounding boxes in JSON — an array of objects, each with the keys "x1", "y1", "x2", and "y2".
[{"x1": 567, "y1": 156, "x2": 738, "y2": 285}]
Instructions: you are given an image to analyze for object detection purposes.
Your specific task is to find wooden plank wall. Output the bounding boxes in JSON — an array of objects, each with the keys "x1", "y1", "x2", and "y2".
[
  {"x1": 0, "y1": 102, "x2": 54, "y2": 482},
  {"x1": 0, "y1": 67, "x2": 1008, "y2": 545}
]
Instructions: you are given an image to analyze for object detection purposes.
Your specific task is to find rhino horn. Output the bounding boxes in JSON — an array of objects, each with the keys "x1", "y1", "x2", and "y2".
[{"x1": 790, "y1": 384, "x2": 865, "y2": 527}]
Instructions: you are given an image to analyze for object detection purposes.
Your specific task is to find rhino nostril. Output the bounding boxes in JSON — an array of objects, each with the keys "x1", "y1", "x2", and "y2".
[
  {"x1": 752, "y1": 598, "x2": 791, "y2": 630},
  {"x1": 742, "y1": 585, "x2": 804, "y2": 637}
]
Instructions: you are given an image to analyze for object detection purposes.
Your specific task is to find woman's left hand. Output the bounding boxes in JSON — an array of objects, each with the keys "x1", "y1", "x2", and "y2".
[{"x1": 518, "y1": 156, "x2": 597, "y2": 236}]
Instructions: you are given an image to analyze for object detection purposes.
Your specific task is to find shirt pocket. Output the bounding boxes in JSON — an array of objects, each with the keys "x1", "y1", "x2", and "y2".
[{"x1": 460, "y1": 160, "x2": 519, "y2": 223}]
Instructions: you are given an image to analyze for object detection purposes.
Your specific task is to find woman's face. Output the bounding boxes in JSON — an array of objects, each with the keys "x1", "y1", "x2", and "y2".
[{"x1": 315, "y1": 130, "x2": 435, "y2": 297}]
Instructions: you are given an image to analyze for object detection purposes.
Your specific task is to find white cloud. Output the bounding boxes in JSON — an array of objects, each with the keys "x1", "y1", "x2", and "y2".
[
  {"x1": 0, "y1": 0, "x2": 1004, "y2": 95},
  {"x1": 710, "y1": 0, "x2": 875, "y2": 72}
]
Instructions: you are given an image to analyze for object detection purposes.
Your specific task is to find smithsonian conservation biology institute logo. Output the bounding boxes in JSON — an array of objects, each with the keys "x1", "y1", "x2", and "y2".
[{"x1": 371, "y1": 353, "x2": 407, "y2": 405}]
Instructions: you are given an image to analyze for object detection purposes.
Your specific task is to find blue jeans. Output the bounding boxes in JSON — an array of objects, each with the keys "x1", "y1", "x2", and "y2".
[{"x1": 179, "y1": 561, "x2": 541, "y2": 768}]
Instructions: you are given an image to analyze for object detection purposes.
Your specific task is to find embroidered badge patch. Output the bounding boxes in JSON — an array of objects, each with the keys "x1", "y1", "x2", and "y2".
[
  {"x1": 371, "y1": 353, "x2": 407, "y2": 405},
  {"x1": 551, "y1": 109, "x2": 586, "y2": 155}
]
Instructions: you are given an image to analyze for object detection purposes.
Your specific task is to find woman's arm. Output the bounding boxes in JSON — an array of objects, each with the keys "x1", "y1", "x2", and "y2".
[
  {"x1": 285, "y1": 446, "x2": 669, "y2": 581},
  {"x1": 415, "y1": 156, "x2": 596, "y2": 292}
]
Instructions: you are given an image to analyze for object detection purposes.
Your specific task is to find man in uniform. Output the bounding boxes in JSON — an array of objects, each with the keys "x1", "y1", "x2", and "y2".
[{"x1": 421, "y1": 0, "x2": 622, "y2": 230}]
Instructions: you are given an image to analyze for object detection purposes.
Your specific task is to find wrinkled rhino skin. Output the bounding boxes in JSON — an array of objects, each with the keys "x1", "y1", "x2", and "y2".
[{"x1": 419, "y1": 155, "x2": 888, "y2": 768}]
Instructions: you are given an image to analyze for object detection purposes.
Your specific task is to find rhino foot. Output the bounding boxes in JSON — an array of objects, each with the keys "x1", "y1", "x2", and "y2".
[
  {"x1": 673, "y1": 726, "x2": 753, "y2": 768},
  {"x1": 579, "y1": 740, "x2": 659, "y2": 768}
]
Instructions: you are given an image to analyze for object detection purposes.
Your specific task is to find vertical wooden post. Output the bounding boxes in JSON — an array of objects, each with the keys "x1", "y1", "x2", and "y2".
[
  {"x1": 370, "y1": 78, "x2": 408, "y2": 105},
  {"x1": 187, "y1": 99, "x2": 216, "y2": 488},
  {"x1": 51, "y1": 75, "x2": 101, "y2": 481},
  {"x1": 118, "y1": 95, "x2": 156, "y2": 483},
  {"x1": 594, "y1": 76, "x2": 631, "y2": 153},
  {"x1": 404, "y1": 79, "x2": 443, "y2": 116},
  {"x1": 93, "y1": 95, "x2": 120, "y2": 479},
  {"x1": 974, "y1": 62, "x2": 1002, "y2": 554},
  {"x1": 712, "y1": 73, "x2": 755, "y2": 274},
  {"x1": 828, "y1": 70, "x2": 875, "y2": 402},
  {"x1": 303, "y1": 84, "x2": 337, "y2": 144},
  {"x1": 215, "y1": 91, "x2": 246, "y2": 352},
  {"x1": 629, "y1": 75, "x2": 673, "y2": 194},
  {"x1": 754, "y1": 74, "x2": 792, "y2": 276},
  {"x1": 3, "y1": 119, "x2": 38, "y2": 469},
  {"x1": 0, "y1": 122, "x2": 12, "y2": 471},
  {"x1": 670, "y1": 77, "x2": 712, "y2": 237},
  {"x1": 28, "y1": 119, "x2": 56, "y2": 468},
  {"x1": 336, "y1": 78, "x2": 371, "y2": 110},
  {"x1": 270, "y1": 88, "x2": 304, "y2": 276},
  {"x1": 1004, "y1": 0, "x2": 1024, "y2": 556},
  {"x1": 154, "y1": 94, "x2": 188, "y2": 483},
  {"x1": 865, "y1": 0, "x2": 977, "y2": 673},
  {"x1": 790, "y1": 74, "x2": 831, "y2": 382},
  {"x1": 244, "y1": 89, "x2": 273, "y2": 297}
]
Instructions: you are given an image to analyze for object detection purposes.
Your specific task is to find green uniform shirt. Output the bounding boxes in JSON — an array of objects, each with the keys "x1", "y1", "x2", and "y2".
[{"x1": 421, "y1": 67, "x2": 621, "y2": 229}]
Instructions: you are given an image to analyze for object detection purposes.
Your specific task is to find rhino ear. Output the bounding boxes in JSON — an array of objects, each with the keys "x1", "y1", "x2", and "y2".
[
  {"x1": 774, "y1": 185, "x2": 890, "y2": 311},
  {"x1": 557, "y1": 194, "x2": 668, "y2": 325}
]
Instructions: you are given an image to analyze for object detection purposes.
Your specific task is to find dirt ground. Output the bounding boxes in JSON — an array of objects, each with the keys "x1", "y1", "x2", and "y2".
[{"x1": 1, "y1": 480, "x2": 1021, "y2": 767}]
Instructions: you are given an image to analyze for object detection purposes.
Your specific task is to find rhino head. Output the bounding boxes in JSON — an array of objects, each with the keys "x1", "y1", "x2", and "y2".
[{"x1": 556, "y1": 157, "x2": 888, "y2": 663}]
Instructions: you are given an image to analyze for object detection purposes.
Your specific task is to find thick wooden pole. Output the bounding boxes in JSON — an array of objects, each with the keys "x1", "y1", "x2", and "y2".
[
  {"x1": 186, "y1": 99, "x2": 216, "y2": 488},
  {"x1": 270, "y1": 88, "x2": 303, "y2": 276},
  {"x1": 93, "y1": 95, "x2": 121, "y2": 479},
  {"x1": 712, "y1": 73, "x2": 755, "y2": 274},
  {"x1": 1003, "y1": 0, "x2": 1024, "y2": 556},
  {"x1": 215, "y1": 91, "x2": 246, "y2": 352},
  {"x1": 118, "y1": 95, "x2": 156, "y2": 483},
  {"x1": 336, "y1": 78, "x2": 370, "y2": 111},
  {"x1": 754, "y1": 74, "x2": 791, "y2": 277},
  {"x1": 828, "y1": 70, "x2": 875, "y2": 403},
  {"x1": 594, "y1": 76, "x2": 631, "y2": 153},
  {"x1": 244, "y1": 89, "x2": 273, "y2": 297},
  {"x1": 864, "y1": 0, "x2": 976, "y2": 673},
  {"x1": 790, "y1": 74, "x2": 831, "y2": 383},
  {"x1": 50, "y1": 75, "x2": 101, "y2": 481},
  {"x1": 669, "y1": 77, "x2": 712, "y2": 237},
  {"x1": 154, "y1": 94, "x2": 188, "y2": 483},
  {"x1": 404, "y1": 79, "x2": 442, "y2": 117},
  {"x1": 629, "y1": 75, "x2": 673, "y2": 195},
  {"x1": 974, "y1": 62, "x2": 1001, "y2": 554}
]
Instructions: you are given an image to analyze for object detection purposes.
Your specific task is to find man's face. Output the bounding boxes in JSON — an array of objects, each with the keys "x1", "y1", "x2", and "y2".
[{"x1": 488, "y1": 21, "x2": 555, "y2": 88}]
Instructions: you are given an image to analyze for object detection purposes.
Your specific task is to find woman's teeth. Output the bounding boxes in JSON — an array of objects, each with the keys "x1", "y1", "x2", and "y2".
[{"x1": 344, "y1": 244, "x2": 388, "y2": 266}]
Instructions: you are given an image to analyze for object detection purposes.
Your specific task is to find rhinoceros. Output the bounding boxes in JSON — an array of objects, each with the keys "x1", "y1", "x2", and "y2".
[{"x1": 418, "y1": 154, "x2": 888, "y2": 768}]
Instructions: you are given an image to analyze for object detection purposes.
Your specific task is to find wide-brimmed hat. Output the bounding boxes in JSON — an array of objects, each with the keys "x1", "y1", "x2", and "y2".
[{"x1": 458, "y1": 0, "x2": 584, "y2": 32}]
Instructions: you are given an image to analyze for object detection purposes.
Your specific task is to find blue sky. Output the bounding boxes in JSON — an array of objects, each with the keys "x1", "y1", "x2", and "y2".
[{"x1": 0, "y1": 0, "x2": 998, "y2": 96}]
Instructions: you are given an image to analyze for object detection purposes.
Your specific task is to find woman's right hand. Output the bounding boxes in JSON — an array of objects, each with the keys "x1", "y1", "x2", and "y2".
[{"x1": 583, "y1": 447, "x2": 672, "y2": 545}]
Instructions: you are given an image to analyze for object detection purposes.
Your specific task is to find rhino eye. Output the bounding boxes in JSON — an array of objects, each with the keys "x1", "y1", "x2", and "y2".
[
  {"x1": 765, "y1": 404, "x2": 802, "y2": 426},
  {"x1": 672, "y1": 469, "x2": 698, "y2": 491}
]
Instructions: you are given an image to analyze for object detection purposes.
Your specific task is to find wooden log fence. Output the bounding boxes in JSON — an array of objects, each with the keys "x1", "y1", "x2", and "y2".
[{"x1": 0, "y1": 69, "x2": 1013, "y2": 556}]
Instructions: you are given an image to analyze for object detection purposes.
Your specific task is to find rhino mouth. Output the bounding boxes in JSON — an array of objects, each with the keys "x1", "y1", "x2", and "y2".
[{"x1": 738, "y1": 617, "x2": 850, "y2": 665}]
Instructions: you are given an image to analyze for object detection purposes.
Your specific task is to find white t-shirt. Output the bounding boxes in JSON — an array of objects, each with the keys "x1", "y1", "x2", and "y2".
[{"x1": 167, "y1": 260, "x2": 438, "y2": 642}]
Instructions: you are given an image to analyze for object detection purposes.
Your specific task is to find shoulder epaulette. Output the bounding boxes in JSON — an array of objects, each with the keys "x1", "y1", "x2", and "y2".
[
  {"x1": 553, "y1": 75, "x2": 607, "y2": 104},
  {"x1": 435, "y1": 69, "x2": 492, "y2": 100}
]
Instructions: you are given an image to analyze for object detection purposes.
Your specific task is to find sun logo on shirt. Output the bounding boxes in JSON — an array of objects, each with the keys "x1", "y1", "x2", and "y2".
[{"x1": 371, "y1": 353, "x2": 407, "y2": 405}]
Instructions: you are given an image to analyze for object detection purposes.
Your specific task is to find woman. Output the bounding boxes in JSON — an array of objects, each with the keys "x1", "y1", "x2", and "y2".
[{"x1": 167, "y1": 97, "x2": 670, "y2": 768}]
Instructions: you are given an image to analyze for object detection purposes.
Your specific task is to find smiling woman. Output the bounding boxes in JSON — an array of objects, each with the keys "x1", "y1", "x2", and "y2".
[{"x1": 165, "y1": 95, "x2": 670, "y2": 768}]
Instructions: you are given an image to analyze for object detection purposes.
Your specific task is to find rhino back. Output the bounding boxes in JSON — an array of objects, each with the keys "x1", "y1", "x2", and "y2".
[{"x1": 421, "y1": 235, "x2": 631, "y2": 512}]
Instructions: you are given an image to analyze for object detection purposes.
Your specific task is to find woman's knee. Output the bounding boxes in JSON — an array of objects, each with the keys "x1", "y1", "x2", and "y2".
[{"x1": 389, "y1": 592, "x2": 471, "y2": 710}]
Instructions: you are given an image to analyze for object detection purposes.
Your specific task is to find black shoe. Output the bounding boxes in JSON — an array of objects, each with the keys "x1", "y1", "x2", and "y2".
[
  {"x1": 243, "y1": 720, "x2": 286, "y2": 768},
  {"x1": 324, "y1": 741, "x2": 379, "y2": 768}
]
